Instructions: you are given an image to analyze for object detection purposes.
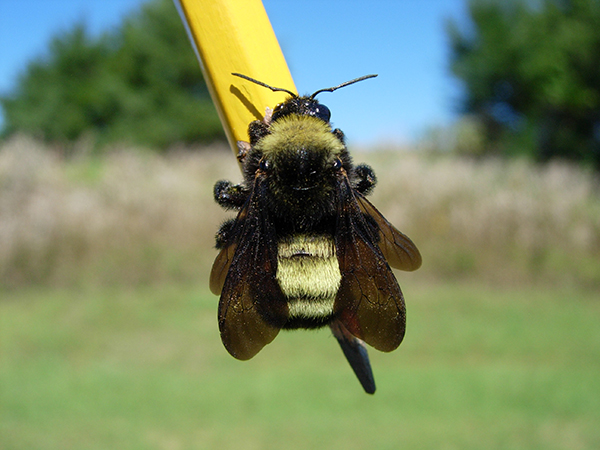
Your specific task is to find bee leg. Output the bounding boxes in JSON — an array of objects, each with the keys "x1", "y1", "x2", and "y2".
[
  {"x1": 248, "y1": 120, "x2": 270, "y2": 145},
  {"x1": 353, "y1": 164, "x2": 378, "y2": 196},
  {"x1": 214, "y1": 180, "x2": 248, "y2": 210},
  {"x1": 215, "y1": 219, "x2": 236, "y2": 249},
  {"x1": 330, "y1": 319, "x2": 376, "y2": 394},
  {"x1": 332, "y1": 128, "x2": 346, "y2": 144}
]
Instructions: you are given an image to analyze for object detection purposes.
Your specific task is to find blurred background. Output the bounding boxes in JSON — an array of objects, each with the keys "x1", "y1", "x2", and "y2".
[{"x1": 1, "y1": 0, "x2": 599, "y2": 449}]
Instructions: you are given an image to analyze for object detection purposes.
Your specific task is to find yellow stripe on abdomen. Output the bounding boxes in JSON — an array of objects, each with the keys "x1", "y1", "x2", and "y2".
[{"x1": 276, "y1": 234, "x2": 341, "y2": 320}]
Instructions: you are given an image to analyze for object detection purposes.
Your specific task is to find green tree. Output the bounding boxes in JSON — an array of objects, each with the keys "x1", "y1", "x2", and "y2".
[
  {"x1": 0, "y1": 0, "x2": 224, "y2": 150},
  {"x1": 448, "y1": 0, "x2": 600, "y2": 168}
]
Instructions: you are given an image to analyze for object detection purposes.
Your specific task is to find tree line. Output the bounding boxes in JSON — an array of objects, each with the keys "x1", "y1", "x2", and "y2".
[
  {"x1": 0, "y1": 0, "x2": 223, "y2": 151},
  {"x1": 448, "y1": 0, "x2": 600, "y2": 169}
]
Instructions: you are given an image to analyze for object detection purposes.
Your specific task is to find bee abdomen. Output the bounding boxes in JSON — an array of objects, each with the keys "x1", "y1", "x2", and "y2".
[{"x1": 276, "y1": 234, "x2": 341, "y2": 325}]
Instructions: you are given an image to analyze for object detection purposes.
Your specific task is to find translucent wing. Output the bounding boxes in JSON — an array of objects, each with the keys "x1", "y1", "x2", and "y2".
[
  {"x1": 210, "y1": 243, "x2": 237, "y2": 296},
  {"x1": 355, "y1": 192, "x2": 422, "y2": 271}
]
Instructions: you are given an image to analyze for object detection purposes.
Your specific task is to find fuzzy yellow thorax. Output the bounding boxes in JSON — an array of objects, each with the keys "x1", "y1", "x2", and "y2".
[{"x1": 256, "y1": 115, "x2": 345, "y2": 159}]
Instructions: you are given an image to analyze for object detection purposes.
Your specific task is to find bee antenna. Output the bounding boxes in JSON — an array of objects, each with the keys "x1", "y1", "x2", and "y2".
[
  {"x1": 310, "y1": 74, "x2": 378, "y2": 99},
  {"x1": 232, "y1": 73, "x2": 297, "y2": 98}
]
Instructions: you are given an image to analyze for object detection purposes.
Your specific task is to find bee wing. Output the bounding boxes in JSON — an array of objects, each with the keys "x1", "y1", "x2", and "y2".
[
  {"x1": 212, "y1": 179, "x2": 288, "y2": 360},
  {"x1": 355, "y1": 192, "x2": 422, "y2": 271},
  {"x1": 210, "y1": 242, "x2": 237, "y2": 296},
  {"x1": 217, "y1": 253, "x2": 283, "y2": 361},
  {"x1": 333, "y1": 178, "x2": 406, "y2": 353}
]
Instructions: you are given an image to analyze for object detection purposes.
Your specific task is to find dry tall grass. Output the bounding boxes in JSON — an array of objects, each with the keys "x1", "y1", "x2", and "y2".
[
  {"x1": 367, "y1": 150, "x2": 600, "y2": 286},
  {"x1": 0, "y1": 136, "x2": 236, "y2": 287},
  {"x1": 1, "y1": 136, "x2": 599, "y2": 288}
]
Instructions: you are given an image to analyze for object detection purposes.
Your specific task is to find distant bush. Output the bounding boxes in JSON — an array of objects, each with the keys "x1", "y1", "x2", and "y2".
[
  {"x1": 448, "y1": 0, "x2": 600, "y2": 169},
  {"x1": 0, "y1": 0, "x2": 224, "y2": 152}
]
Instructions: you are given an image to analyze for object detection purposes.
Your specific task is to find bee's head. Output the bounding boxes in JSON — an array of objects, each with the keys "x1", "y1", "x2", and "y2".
[{"x1": 271, "y1": 97, "x2": 331, "y2": 123}]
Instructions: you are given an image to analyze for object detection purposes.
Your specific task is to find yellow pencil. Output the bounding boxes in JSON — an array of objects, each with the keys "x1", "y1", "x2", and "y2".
[{"x1": 174, "y1": 0, "x2": 297, "y2": 155}]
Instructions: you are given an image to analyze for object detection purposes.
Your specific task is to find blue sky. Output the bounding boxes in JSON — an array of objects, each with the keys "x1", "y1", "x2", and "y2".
[{"x1": 0, "y1": 0, "x2": 468, "y2": 146}]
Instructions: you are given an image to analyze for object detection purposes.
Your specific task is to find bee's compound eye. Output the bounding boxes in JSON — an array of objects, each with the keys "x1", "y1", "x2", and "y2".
[
  {"x1": 332, "y1": 158, "x2": 342, "y2": 170},
  {"x1": 313, "y1": 104, "x2": 331, "y2": 123},
  {"x1": 259, "y1": 158, "x2": 270, "y2": 171}
]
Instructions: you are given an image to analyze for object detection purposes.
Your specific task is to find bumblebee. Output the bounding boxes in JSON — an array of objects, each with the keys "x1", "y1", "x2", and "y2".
[{"x1": 210, "y1": 73, "x2": 421, "y2": 393}]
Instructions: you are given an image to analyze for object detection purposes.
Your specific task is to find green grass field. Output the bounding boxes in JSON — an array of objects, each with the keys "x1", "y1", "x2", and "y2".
[{"x1": 2, "y1": 280, "x2": 599, "y2": 450}]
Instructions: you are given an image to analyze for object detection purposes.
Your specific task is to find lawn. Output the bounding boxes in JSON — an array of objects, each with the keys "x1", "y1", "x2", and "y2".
[{"x1": 2, "y1": 280, "x2": 599, "y2": 450}]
